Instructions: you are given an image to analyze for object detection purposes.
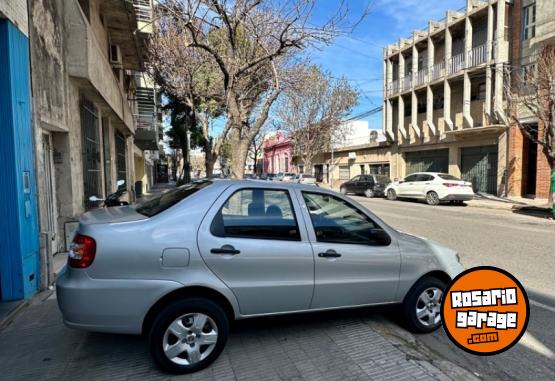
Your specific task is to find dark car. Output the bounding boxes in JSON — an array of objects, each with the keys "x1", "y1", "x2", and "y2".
[{"x1": 340, "y1": 174, "x2": 391, "y2": 198}]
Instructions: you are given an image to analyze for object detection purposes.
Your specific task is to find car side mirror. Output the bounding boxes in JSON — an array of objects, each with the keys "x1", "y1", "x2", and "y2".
[
  {"x1": 370, "y1": 229, "x2": 391, "y2": 246},
  {"x1": 398, "y1": 180, "x2": 404, "y2": 184}
]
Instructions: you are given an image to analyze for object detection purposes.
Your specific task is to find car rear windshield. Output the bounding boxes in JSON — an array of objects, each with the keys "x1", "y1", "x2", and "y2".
[
  {"x1": 375, "y1": 175, "x2": 391, "y2": 184},
  {"x1": 437, "y1": 174, "x2": 461, "y2": 181},
  {"x1": 135, "y1": 181, "x2": 212, "y2": 217}
]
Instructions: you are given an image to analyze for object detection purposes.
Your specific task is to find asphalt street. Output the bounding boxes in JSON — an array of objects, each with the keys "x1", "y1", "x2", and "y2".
[{"x1": 354, "y1": 196, "x2": 555, "y2": 381}]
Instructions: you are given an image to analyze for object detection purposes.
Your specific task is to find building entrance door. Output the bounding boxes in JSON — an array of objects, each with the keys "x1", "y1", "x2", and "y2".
[{"x1": 42, "y1": 134, "x2": 58, "y2": 255}]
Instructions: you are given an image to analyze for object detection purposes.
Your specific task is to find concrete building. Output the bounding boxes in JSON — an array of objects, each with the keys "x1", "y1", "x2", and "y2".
[
  {"x1": 0, "y1": 1, "x2": 41, "y2": 301},
  {"x1": 132, "y1": 73, "x2": 163, "y2": 197},
  {"x1": 507, "y1": 0, "x2": 554, "y2": 199},
  {"x1": 28, "y1": 0, "x2": 153, "y2": 290},
  {"x1": 383, "y1": 0, "x2": 512, "y2": 195}
]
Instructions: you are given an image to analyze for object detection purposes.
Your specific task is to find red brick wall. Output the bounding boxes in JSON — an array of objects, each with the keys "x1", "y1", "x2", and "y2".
[{"x1": 535, "y1": 121, "x2": 553, "y2": 199}]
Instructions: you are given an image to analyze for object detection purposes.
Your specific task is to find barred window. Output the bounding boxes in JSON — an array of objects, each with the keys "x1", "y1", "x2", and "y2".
[{"x1": 339, "y1": 166, "x2": 350, "y2": 180}]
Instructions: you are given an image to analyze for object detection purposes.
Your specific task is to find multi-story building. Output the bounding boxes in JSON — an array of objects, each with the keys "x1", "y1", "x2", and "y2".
[
  {"x1": 507, "y1": 0, "x2": 554, "y2": 199},
  {"x1": 27, "y1": 0, "x2": 154, "y2": 293},
  {"x1": 133, "y1": 73, "x2": 163, "y2": 196},
  {"x1": 383, "y1": 0, "x2": 512, "y2": 195}
]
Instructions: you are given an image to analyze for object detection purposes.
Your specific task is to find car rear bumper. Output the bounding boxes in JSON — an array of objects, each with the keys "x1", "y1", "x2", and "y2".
[
  {"x1": 56, "y1": 268, "x2": 183, "y2": 334},
  {"x1": 440, "y1": 194, "x2": 475, "y2": 201}
]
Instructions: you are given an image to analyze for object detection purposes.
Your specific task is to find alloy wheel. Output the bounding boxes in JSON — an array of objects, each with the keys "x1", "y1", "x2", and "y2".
[
  {"x1": 415, "y1": 287, "x2": 443, "y2": 327},
  {"x1": 162, "y1": 313, "x2": 218, "y2": 366},
  {"x1": 426, "y1": 191, "x2": 439, "y2": 205}
]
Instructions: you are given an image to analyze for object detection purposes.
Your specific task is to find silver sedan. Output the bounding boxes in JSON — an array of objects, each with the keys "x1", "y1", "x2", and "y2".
[{"x1": 56, "y1": 180, "x2": 464, "y2": 374}]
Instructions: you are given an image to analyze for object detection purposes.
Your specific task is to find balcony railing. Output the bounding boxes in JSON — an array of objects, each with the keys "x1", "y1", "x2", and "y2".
[
  {"x1": 449, "y1": 52, "x2": 465, "y2": 75},
  {"x1": 133, "y1": 0, "x2": 152, "y2": 24},
  {"x1": 390, "y1": 79, "x2": 399, "y2": 96},
  {"x1": 415, "y1": 69, "x2": 427, "y2": 87},
  {"x1": 469, "y1": 44, "x2": 487, "y2": 67},
  {"x1": 431, "y1": 62, "x2": 445, "y2": 81},
  {"x1": 401, "y1": 74, "x2": 412, "y2": 92}
]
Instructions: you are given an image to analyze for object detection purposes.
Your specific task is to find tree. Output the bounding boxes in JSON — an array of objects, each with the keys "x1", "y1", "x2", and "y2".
[
  {"x1": 276, "y1": 65, "x2": 358, "y2": 172},
  {"x1": 150, "y1": 0, "x2": 361, "y2": 178},
  {"x1": 149, "y1": 25, "x2": 226, "y2": 177},
  {"x1": 249, "y1": 126, "x2": 270, "y2": 174},
  {"x1": 506, "y1": 45, "x2": 555, "y2": 203}
]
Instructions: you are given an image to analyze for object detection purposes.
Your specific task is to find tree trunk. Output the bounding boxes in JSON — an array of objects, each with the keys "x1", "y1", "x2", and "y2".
[
  {"x1": 229, "y1": 130, "x2": 250, "y2": 179},
  {"x1": 205, "y1": 151, "x2": 217, "y2": 178}
]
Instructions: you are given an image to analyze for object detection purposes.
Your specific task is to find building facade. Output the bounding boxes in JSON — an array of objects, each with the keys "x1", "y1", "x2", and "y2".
[
  {"x1": 0, "y1": 1, "x2": 41, "y2": 301},
  {"x1": 263, "y1": 132, "x2": 295, "y2": 174},
  {"x1": 27, "y1": 0, "x2": 155, "y2": 293},
  {"x1": 383, "y1": 0, "x2": 512, "y2": 196},
  {"x1": 507, "y1": 0, "x2": 554, "y2": 199}
]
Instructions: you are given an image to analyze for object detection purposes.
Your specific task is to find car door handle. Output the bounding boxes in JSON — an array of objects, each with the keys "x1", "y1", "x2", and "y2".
[
  {"x1": 318, "y1": 250, "x2": 342, "y2": 258},
  {"x1": 210, "y1": 245, "x2": 241, "y2": 255}
]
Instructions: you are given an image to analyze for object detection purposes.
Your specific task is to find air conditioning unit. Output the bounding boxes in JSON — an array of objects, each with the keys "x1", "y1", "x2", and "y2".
[{"x1": 109, "y1": 44, "x2": 122, "y2": 67}]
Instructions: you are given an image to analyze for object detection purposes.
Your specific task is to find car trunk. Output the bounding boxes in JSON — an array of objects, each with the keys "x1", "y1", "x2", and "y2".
[{"x1": 79, "y1": 206, "x2": 148, "y2": 225}]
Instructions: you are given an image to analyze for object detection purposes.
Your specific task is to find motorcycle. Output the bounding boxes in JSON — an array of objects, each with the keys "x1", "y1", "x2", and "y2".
[{"x1": 89, "y1": 180, "x2": 129, "y2": 207}]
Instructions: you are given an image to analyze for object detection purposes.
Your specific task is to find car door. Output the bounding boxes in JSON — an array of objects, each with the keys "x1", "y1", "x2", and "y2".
[
  {"x1": 413, "y1": 174, "x2": 434, "y2": 198},
  {"x1": 397, "y1": 174, "x2": 419, "y2": 196},
  {"x1": 197, "y1": 186, "x2": 314, "y2": 316},
  {"x1": 346, "y1": 175, "x2": 360, "y2": 193},
  {"x1": 297, "y1": 190, "x2": 401, "y2": 309}
]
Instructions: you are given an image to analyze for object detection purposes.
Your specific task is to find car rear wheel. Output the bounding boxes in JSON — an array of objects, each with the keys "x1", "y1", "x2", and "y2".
[
  {"x1": 386, "y1": 189, "x2": 397, "y2": 201},
  {"x1": 426, "y1": 191, "x2": 440, "y2": 206},
  {"x1": 149, "y1": 298, "x2": 229, "y2": 374},
  {"x1": 402, "y1": 277, "x2": 446, "y2": 333},
  {"x1": 364, "y1": 189, "x2": 374, "y2": 198}
]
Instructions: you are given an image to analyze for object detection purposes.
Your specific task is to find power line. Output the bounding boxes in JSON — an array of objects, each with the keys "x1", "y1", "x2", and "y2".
[{"x1": 344, "y1": 106, "x2": 383, "y2": 122}]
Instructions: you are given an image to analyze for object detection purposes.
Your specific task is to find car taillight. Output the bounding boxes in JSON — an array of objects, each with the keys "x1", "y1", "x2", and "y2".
[
  {"x1": 442, "y1": 183, "x2": 458, "y2": 188},
  {"x1": 68, "y1": 234, "x2": 96, "y2": 268}
]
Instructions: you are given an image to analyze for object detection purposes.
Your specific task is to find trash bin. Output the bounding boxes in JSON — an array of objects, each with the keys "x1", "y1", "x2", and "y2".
[{"x1": 135, "y1": 181, "x2": 143, "y2": 198}]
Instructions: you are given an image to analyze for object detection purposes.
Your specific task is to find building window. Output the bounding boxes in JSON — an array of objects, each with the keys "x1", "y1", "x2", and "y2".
[
  {"x1": 523, "y1": 3, "x2": 536, "y2": 40},
  {"x1": 339, "y1": 166, "x2": 350, "y2": 180}
]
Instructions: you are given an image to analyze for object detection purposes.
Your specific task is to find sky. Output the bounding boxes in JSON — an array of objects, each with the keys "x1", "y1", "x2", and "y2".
[{"x1": 310, "y1": 0, "x2": 466, "y2": 130}]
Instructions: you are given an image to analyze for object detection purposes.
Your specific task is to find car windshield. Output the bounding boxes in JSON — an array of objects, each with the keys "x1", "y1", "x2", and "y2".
[
  {"x1": 135, "y1": 181, "x2": 212, "y2": 217},
  {"x1": 437, "y1": 174, "x2": 461, "y2": 181}
]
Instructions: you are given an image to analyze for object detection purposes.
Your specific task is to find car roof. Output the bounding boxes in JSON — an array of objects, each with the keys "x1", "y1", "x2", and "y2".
[{"x1": 205, "y1": 179, "x2": 333, "y2": 193}]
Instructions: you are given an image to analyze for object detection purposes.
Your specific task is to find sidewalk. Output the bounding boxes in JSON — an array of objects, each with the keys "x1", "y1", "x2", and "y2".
[{"x1": 0, "y1": 290, "x2": 474, "y2": 381}]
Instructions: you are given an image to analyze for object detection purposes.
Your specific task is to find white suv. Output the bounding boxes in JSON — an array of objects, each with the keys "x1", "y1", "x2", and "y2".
[{"x1": 385, "y1": 172, "x2": 475, "y2": 205}]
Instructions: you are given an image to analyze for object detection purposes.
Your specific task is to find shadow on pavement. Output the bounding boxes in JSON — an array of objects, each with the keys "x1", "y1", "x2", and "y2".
[{"x1": 512, "y1": 206, "x2": 553, "y2": 220}]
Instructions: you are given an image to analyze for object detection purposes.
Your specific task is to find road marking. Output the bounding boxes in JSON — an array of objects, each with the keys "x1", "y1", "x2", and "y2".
[{"x1": 530, "y1": 299, "x2": 555, "y2": 313}]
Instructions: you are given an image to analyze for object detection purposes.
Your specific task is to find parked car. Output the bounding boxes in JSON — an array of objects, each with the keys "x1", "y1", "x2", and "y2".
[
  {"x1": 296, "y1": 174, "x2": 318, "y2": 186},
  {"x1": 340, "y1": 174, "x2": 391, "y2": 198},
  {"x1": 385, "y1": 172, "x2": 474, "y2": 205},
  {"x1": 57, "y1": 180, "x2": 464, "y2": 374},
  {"x1": 282, "y1": 172, "x2": 297, "y2": 182}
]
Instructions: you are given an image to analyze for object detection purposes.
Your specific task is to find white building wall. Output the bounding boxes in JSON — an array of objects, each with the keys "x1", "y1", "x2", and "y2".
[{"x1": 0, "y1": 0, "x2": 28, "y2": 36}]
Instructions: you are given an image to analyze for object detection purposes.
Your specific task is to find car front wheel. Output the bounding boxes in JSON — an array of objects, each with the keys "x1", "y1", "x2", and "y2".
[
  {"x1": 149, "y1": 298, "x2": 229, "y2": 374},
  {"x1": 402, "y1": 277, "x2": 446, "y2": 333}
]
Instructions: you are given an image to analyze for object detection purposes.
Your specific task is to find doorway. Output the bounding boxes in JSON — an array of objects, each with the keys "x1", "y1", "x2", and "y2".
[
  {"x1": 523, "y1": 125, "x2": 538, "y2": 197},
  {"x1": 42, "y1": 134, "x2": 58, "y2": 255}
]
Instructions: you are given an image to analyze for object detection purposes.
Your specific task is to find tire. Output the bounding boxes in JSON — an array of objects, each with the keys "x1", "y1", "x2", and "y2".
[
  {"x1": 402, "y1": 276, "x2": 446, "y2": 333},
  {"x1": 340, "y1": 187, "x2": 347, "y2": 195},
  {"x1": 149, "y1": 298, "x2": 229, "y2": 374},
  {"x1": 364, "y1": 189, "x2": 374, "y2": 198},
  {"x1": 386, "y1": 189, "x2": 397, "y2": 201},
  {"x1": 426, "y1": 191, "x2": 440, "y2": 206}
]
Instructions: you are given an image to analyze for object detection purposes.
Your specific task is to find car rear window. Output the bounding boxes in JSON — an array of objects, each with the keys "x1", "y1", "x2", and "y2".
[
  {"x1": 437, "y1": 174, "x2": 461, "y2": 181},
  {"x1": 135, "y1": 181, "x2": 212, "y2": 217}
]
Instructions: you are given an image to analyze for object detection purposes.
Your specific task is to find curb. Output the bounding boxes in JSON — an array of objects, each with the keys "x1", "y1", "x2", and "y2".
[{"x1": 0, "y1": 300, "x2": 29, "y2": 332}]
